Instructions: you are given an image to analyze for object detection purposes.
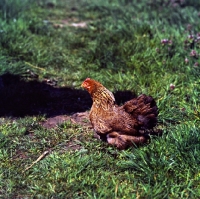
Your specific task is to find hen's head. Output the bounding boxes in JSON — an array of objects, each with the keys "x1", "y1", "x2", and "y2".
[
  {"x1": 81, "y1": 78, "x2": 115, "y2": 103},
  {"x1": 81, "y1": 78, "x2": 102, "y2": 95}
]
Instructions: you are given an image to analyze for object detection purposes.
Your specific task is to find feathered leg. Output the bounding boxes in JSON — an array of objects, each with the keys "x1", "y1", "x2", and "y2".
[{"x1": 107, "y1": 132, "x2": 148, "y2": 150}]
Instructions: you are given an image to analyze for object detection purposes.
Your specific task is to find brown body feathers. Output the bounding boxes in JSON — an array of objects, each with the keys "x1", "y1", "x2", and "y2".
[{"x1": 81, "y1": 78, "x2": 159, "y2": 149}]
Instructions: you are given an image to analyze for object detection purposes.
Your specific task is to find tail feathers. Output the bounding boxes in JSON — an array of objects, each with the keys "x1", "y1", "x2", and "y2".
[{"x1": 123, "y1": 94, "x2": 158, "y2": 129}]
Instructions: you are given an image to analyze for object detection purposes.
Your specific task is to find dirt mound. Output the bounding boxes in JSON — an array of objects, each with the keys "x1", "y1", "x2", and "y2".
[{"x1": 42, "y1": 111, "x2": 92, "y2": 129}]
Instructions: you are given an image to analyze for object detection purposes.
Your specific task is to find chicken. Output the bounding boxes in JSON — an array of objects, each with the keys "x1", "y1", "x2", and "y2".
[{"x1": 81, "y1": 78, "x2": 158, "y2": 149}]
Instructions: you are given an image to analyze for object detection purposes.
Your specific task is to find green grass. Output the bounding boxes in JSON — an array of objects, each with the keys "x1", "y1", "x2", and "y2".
[{"x1": 0, "y1": 0, "x2": 200, "y2": 198}]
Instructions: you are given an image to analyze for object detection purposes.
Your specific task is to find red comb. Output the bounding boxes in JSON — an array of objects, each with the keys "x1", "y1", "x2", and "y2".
[{"x1": 85, "y1": 77, "x2": 91, "y2": 81}]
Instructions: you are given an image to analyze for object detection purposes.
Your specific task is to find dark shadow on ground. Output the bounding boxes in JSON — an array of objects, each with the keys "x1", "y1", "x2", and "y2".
[{"x1": 0, "y1": 73, "x2": 136, "y2": 118}]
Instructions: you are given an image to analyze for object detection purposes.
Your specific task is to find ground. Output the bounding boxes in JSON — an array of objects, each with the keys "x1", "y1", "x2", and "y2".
[{"x1": 0, "y1": 0, "x2": 200, "y2": 198}]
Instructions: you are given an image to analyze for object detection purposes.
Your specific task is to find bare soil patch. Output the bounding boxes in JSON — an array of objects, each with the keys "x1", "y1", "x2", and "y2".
[{"x1": 42, "y1": 111, "x2": 92, "y2": 129}]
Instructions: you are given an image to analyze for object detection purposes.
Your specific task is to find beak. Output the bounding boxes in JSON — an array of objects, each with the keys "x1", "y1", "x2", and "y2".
[{"x1": 81, "y1": 82, "x2": 84, "y2": 88}]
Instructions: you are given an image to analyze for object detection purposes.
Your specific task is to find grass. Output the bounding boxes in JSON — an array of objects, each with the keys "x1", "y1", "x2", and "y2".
[{"x1": 0, "y1": 0, "x2": 200, "y2": 198}]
